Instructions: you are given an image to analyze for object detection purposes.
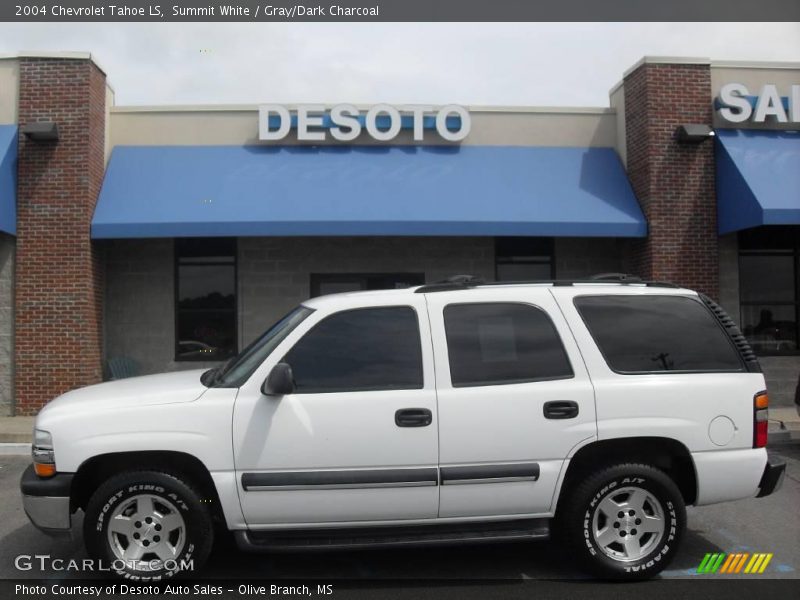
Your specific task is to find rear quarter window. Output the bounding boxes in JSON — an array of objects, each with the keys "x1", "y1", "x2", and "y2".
[{"x1": 574, "y1": 295, "x2": 744, "y2": 374}]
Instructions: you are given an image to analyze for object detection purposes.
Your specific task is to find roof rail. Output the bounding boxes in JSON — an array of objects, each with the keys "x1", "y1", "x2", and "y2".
[
  {"x1": 549, "y1": 279, "x2": 680, "y2": 288},
  {"x1": 414, "y1": 275, "x2": 484, "y2": 294},
  {"x1": 590, "y1": 272, "x2": 642, "y2": 283},
  {"x1": 415, "y1": 274, "x2": 680, "y2": 293}
]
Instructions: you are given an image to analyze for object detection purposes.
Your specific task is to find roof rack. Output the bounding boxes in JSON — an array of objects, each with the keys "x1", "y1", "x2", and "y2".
[
  {"x1": 589, "y1": 272, "x2": 642, "y2": 282},
  {"x1": 414, "y1": 273, "x2": 680, "y2": 293},
  {"x1": 414, "y1": 275, "x2": 485, "y2": 293}
]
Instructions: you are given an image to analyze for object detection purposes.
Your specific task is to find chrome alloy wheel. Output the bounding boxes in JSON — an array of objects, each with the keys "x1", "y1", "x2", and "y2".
[
  {"x1": 591, "y1": 486, "x2": 666, "y2": 562},
  {"x1": 106, "y1": 493, "x2": 186, "y2": 569}
]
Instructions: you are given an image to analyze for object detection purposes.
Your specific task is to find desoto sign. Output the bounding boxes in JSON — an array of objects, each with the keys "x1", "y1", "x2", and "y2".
[
  {"x1": 258, "y1": 104, "x2": 471, "y2": 142},
  {"x1": 717, "y1": 83, "x2": 800, "y2": 124}
]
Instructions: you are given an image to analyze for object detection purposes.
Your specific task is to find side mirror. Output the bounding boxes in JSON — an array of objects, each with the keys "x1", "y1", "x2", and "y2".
[{"x1": 262, "y1": 362, "x2": 295, "y2": 396}]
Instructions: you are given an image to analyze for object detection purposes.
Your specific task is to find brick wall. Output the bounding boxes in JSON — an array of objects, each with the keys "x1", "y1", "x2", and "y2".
[
  {"x1": 623, "y1": 62, "x2": 719, "y2": 299},
  {"x1": 104, "y1": 239, "x2": 196, "y2": 376},
  {"x1": 14, "y1": 58, "x2": 106, "y2": 415}
]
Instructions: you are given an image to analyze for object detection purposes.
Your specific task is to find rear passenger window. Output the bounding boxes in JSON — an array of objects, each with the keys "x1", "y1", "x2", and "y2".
[
  {"x1": 574, "y1": 295, "x2": 744, "y2": 374},
  {"x1": 444, "y1": 303, "x2": 573, "y2": 387},
  {"x1": 284, "y1": 306, "x2": 423, "y2": 393}
]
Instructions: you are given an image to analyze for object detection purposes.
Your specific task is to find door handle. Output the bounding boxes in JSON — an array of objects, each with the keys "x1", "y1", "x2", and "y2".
[
  {"x1": 395, "y1": 408, "x2": 433, "y2": 427},
  {"x1": 543, "y1": 400, "x2": 579, "y2": 419}
]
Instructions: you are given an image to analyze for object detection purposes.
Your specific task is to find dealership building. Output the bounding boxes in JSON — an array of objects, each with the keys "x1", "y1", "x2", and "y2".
[{"x1": 0, "y1": 52, "x2": 797, "y2": 415}]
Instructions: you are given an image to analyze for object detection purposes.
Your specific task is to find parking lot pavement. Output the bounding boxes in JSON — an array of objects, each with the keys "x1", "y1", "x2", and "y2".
[{"x1": 1, "y1": 444, "x2": 798, "y2": 584}]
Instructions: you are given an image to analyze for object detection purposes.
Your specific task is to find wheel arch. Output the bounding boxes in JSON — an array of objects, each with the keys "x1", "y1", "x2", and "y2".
[
  {"x1": 71, "y1": 450, "x2": 227, "y2": 527},
  {"x1": 557, "y1": 436, "x2": 697, "y2": 510}
]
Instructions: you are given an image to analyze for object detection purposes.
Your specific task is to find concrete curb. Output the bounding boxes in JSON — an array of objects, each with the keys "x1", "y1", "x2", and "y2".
[
  {"x1": 0, "y1": 416, "x2": 35, "y2": 444},
  {"x1": 0, "y1": 443, "x2": 31, "y2": 456},
  {"x1": 769, "y1": 407, "x2": 800, "y2": 444},
  {"x1": 0, "y1": 433, "x2": 32, "y2": 443},
  {"x1": 770, "y1": 430, "x2": 800, "y2": 444}
]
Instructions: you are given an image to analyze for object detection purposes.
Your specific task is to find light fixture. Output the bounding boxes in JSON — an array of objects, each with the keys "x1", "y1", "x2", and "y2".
[
  {"x1": 21, "y1": 121, "x2": 59, "y2": 142},
  {"x1": 675, "y1": 124, "x2": 715, "y2": 143}
]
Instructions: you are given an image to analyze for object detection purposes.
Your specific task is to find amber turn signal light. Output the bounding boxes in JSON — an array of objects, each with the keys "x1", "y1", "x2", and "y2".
[{"x1": 33, "y1": 462, "x2": 56, "y2": 477}]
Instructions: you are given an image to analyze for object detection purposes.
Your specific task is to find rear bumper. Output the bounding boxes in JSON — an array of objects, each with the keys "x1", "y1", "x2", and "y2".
[
  {"x1": 756, "y1": 455, "x2": 786, "y2": 498},
  {"x1": 19, "y1": 464, "x2": 73, "y2": 535}
]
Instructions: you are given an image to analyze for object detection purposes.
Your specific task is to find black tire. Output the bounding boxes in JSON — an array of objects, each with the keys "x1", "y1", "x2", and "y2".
[
  {"x1": 558, "y1": 463, "x2": 686, "y2": 581},
  {"x1": 83, "y1": 470, "x2": 214, "y2": 580}
]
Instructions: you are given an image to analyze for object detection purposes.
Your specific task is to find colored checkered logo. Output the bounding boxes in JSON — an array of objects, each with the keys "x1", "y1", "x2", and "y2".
[{"x1": 697, "y1": 552, "x2": 773, "y2": 574}]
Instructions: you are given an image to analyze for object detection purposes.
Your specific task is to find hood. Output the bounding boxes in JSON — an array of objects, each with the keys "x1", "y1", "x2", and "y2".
[{"x1": 37, "y1": 369, "x2": 210, "y2": 421}]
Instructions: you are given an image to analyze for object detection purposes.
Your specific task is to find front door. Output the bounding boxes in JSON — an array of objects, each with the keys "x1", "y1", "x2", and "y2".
[
  {"x1": 233, "y1": 296, "x2": 439, "y2": 526},
  {"x1": 424, "y1": 287, "x2": 597, "y2": 518}
]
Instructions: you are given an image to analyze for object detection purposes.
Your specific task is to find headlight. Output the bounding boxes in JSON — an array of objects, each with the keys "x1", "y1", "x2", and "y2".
[{"x1": 32, "y1": 429, "x2": 56, "y2": 477}]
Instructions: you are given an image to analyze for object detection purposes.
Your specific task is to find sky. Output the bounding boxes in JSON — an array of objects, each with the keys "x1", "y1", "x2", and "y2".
[{"x1": 0, "y1": 22, "x2": 798, "y2": 107}]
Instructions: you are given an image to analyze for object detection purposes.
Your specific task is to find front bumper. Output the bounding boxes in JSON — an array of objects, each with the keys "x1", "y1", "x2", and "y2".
[
  {"x1": 20, "y1": 464, "x2": 74, "y2": 535},
  {"x1": 756, "y1": 454, "x2": 786, "y2": 498}
]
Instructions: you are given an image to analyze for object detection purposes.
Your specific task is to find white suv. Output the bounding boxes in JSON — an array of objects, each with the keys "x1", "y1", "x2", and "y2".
[{"x1": 20, "y1": 277, "x2": 786, "y2": 581}]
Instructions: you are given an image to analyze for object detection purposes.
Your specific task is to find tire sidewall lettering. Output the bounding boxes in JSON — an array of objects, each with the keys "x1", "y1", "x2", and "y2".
[
  {"x1": 94, "y1": 482, "x2": 194, "y2": 580},
  {"x1": 581, "y1": 474, "x2": 680, "y2": 575},
  {"x1": 96, "y1": 490, "x2": 125, "y2": 532}
]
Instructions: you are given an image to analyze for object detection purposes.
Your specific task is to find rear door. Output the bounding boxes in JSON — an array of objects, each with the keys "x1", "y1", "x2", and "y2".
[{"x1": 425, "y1": 287, "x2": 597, "y2": 518}]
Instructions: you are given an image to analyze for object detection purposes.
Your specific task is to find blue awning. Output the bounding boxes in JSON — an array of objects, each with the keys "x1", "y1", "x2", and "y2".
[
  {"x1": 91, "y1": 145, "x2": 646, "y2": 239},
  {"x1": 0, "y1": 125, "x2": 17, "y2": 236},
  {"x1": 716, "y1": 129, "x2": 800, "y2": 234}
]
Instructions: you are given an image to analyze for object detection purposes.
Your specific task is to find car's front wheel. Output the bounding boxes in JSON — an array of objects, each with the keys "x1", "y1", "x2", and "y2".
[
  {"x1": 559, "y1": 463, "x2": 686, "y2": 580},
  {"x1": 83, "y1": 470, "x2": 213, "y2": 580}
]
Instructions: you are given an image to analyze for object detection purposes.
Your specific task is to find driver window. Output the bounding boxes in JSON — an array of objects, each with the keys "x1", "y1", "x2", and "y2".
[{"x1": 283, "y1": 306, "x2": 423, "y2": 393}]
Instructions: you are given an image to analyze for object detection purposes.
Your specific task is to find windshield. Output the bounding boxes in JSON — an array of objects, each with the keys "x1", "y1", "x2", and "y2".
[{"x1": 208, "y1": 305, "x2": 314, "y2": 387}]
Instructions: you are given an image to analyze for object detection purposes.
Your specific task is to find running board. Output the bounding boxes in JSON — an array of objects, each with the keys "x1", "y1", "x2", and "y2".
[{"x1": 235, "y1": 518, "x2": 550, "y2": 552}]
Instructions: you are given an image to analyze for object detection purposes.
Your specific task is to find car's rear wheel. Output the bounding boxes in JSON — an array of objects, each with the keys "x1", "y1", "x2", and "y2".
[
  {"x1": 559, "y1": 463, "x2": 686, "y2": 580},
  {"x1": 83, "y1": 470, "x2": 213, "y2": 580}
]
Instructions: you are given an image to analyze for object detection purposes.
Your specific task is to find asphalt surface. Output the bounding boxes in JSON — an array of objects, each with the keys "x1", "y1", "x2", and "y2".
[{"x1": 1, "y1": 445, "x2": 798, "y2": 598}]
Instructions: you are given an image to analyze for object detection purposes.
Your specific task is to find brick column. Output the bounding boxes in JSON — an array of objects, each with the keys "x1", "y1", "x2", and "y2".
[
  {"x1": 15, "y1": 57, "x2": 106, "y2": 415},
  {"x1": 623, "y1": 61, "x2": 718, "y2": 299}
]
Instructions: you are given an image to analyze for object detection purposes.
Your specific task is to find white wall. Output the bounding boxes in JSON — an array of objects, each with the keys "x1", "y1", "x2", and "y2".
[{"x1": 0, "y1": 59, "x2": 18, "y2": 124}]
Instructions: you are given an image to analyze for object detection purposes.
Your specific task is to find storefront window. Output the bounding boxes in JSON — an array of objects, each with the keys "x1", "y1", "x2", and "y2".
[
  {"x1": 495, "y1": 238, "x2": 554, "y2": 281},
  {"x1": 310, "y1": 273, "x2": 425, "y2": 297},
  {"x1": 739, "y1": 227, "x2": 799, "y2": 355},
  {"x1": 175, "y1": 238, "x2": 237, "y2": 361}
]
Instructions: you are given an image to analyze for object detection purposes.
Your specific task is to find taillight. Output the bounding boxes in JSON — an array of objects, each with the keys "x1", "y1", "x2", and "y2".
[{"x1": 754, "y1": 391, "x2": 769, "y2": 448}]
